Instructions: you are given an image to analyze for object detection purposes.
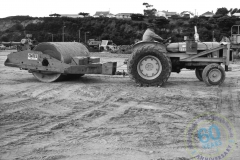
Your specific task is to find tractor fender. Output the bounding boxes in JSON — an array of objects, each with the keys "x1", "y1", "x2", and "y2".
[{"x1": 132, "y1": 41, "x2": 167, "y2": 53}]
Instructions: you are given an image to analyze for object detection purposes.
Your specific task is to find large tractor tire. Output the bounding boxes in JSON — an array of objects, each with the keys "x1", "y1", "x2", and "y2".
[
  {"x1": 127, "y1": 45, "x2": 172, "y2": 86},
  {"x1": 195, "y1": 68, "x2": 203, "y2": 81},
  {"x1": 202, "y1": 63, "x2": 225, "y2": 86}
]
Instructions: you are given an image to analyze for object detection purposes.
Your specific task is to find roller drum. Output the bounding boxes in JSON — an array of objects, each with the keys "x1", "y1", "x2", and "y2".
[
  {"x1": 34, "y1": 42, "x2": 89, "y2": 63},
  {"x1": 33, "y1": 42, "x2": 89, "y2": 82}
]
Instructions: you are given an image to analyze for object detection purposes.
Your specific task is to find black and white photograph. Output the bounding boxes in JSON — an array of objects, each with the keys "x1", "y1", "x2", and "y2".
[{"x1": 0, "y1": 0, "x2": 240, "y2": 159}]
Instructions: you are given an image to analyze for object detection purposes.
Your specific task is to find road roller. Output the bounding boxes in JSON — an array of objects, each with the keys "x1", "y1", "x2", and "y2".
[{"x1": 4, "y1": 42, "x2": 117, "y2": 82}]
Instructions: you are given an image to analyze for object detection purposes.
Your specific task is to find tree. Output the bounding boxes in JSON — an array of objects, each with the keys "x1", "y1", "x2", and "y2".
[
  {"x1": 217, "y1": 16, "x2": 237, "y2": 33},
  {"x1": 78, "y1": 12, "x2": 89, "y2": 17},
  {"x1": 154, "y1": 18, "x2": 169, "y2": 28},
  {"x1": 143, "y1": 2, "x2": 154, "y2": 9},
  {"x1": 49, "y1": 13, "x2": 61, "y2": 17},
  {"x1": 144, "y1": 8, "x2": 157, "y2": 18},
  {"x1": 231, "y1": 8, "x2": 238, "y2": 15},
  {"x1": 215, "y1": 7, "x2": 229, "y2": 16},
  {"x1": 1, "y1": 36, "x2": 9, "y2": 42},
  {"x1": 131, "y1": 14, "x2": 144, "y2": 21}
]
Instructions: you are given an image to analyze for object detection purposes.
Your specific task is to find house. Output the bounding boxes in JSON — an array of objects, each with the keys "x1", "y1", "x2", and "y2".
[
  {"x1": 93, "y1": 11, "x2": 114, "y2": 18},
  {"x1": 115, "y1": 13, "x2": 133, "y2": 19},
  {"x1": 161, "y1": 11, "x2": 177, "y2": 18},
  {"x1": 180, "y1": 11, "x2": 194, "y2": 18},
  {"x1": 233, "y1": 13, "x2": 240, "y2": 18},
  {"x1": 107, "y1": 13, "x2": 115, "y2": 18},
  {"x1": 155, "y1": 11, "x2": 167, "y2": 19},
  {"x1": 59, "y1": 14, "x2": 84, "y2": 18},
  {"x1": 201, "y1": 11, "x2": 214, "y2": 17}
]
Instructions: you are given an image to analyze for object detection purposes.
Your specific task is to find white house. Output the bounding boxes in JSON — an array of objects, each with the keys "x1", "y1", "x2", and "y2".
[
  {"x1": 201, "y1": 11, "x2": 214, "y2": 17},
  {"x1": 181, "y1": 11, "x2": 194, "y2": 18},
  {"x1": 93, "y1": 11, "x2": 115, "y2": 18},
  {"x1": 233, "y1": 13, "x2": 240, "y2": 18},
  {"x1": 161, "y1": 11, "x2": 177, "y2": 18},
  {"x1": 115, "y1": 13, "x2": 133, "y2": 19},
  {"x1": 155, "y1": 11, "x2": 167, "y2": 19},
  {"x1": 60, "y1": 14, "x2": 84, "y2": 18}
]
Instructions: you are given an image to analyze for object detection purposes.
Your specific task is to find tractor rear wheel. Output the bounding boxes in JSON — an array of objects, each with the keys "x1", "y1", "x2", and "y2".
[
  {"x1": 127, "y1": 45, "x2": 172, "y2": 86},
  {"x1": 202, "y1": 63, "x2": 225, "y2": 86},
  {"x1": 195, "y1": 68, "x2": 203, "y2": 81}
]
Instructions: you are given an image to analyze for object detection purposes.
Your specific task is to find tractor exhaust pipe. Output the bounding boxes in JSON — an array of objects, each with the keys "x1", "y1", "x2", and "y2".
[{"x1": 194, "y1": 26, "x2": 199, "y2": 42}]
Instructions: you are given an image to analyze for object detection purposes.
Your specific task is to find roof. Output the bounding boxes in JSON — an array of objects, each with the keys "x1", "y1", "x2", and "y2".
[
  {"x1": 115, "y1": 13, "x2": 134, "y2": 16},
  {"x1": 162, "y1": 11, "x2": 177, "y2": 16},
  {"x1": 93, "y1": 11, "x2": 110, "y2": 16},
  {"x1": 201, "y1": 11, "x2": 214, "y2": 16},
  {"x1": 60, "y1": 14, "x2": 83, "y2": 17},
  {"x1": 233, "y1": 13, "x2": 240, "y2": 16},
  {"x1": 59, "y1": 14, "x2": 84, "y2": 18}
]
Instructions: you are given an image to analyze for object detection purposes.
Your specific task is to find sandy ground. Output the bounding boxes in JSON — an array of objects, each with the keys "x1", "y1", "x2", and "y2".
[{"x1": 0, "y1": 50, "x2": 240, "y2": 160}]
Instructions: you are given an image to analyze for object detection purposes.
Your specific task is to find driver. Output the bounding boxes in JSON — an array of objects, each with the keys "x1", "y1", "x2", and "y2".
[{"x1": 142, "y1": 24, "x2": 164, "y2": 42}]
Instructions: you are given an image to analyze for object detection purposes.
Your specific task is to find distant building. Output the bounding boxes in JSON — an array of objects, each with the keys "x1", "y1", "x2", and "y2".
[
  {"x1": 155, "y1": 11, "x2": 167, "y2": 19},
  {"x1": 180, "y1": 11, "x2": 194, "y2": 18},
  {"x1": 59, "y1": 14, "x2": 84, "y2": 18},
  {"x1": 161, "y1": 11, "x2": 177, "y2": 18},
  {"x1": 233, "y1": 13, "x2": 240, "y2": 18},
  {"x1": 93, "y1": 11, "x2": 114, "y2": 18},
  {"x1": 115, "y1": 13, "x2": 133, "y2": 19},
  {"x1": 201, "y1": 11, "x2": 214, "y2": 17}
]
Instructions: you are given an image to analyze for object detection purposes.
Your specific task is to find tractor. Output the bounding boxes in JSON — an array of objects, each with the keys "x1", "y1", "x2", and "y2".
[
  {"x1": 4, "y1": 26, "x2": 240, "y2": 86},
  {"x1": 127, "y1": 26, "x2": 240, "y2": 86}
]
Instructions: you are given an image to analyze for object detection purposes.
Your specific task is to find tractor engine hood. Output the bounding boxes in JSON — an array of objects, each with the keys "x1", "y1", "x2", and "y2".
[{"x1": 167, "y1": 42, "x2": 221, "y2": 53}]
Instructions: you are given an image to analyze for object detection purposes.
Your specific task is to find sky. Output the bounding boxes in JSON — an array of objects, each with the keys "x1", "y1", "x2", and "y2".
[{"x1": 0, "y1": 0, "x2": 239, "y2": 18}]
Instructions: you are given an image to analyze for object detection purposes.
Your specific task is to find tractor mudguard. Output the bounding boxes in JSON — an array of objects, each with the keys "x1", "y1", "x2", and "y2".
[{"x1": 132, "y1": 41, "x2": 167, "y2": 53}]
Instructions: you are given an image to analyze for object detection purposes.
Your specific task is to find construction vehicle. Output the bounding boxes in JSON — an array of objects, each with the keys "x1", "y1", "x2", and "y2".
[
  {"x1": 87, "y1": 39, "x2": 101, "y2": 50},
  {"x1": 100, "y1": 40, "x2": 119, "y2": 52},
  {"x1": 86, "y1": 39, "x2": 119, "y2": 52},
  {"x1": 127, "y1": 25, "x2": 239, "y2": 86},
  {"x1": 4, "y1": 42, "x2": 117, "y2": 82},
  {"x1": 4, "y1": 26, "x2": 239, "y2": 86},
  {"x1": 1, "y1": 34, "x2": 38, "y2": 51},
  {"x1": 0, "y1": 44, "x2": 6, "y2": 50}
]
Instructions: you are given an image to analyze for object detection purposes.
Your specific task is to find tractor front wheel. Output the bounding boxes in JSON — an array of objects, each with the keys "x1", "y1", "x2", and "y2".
[
  {"x1": 127, "y1": 45, "x2": 172, "y2": 86},
  {"x1": 202, "y1": 63, "x2": 225, "y2": 86}
]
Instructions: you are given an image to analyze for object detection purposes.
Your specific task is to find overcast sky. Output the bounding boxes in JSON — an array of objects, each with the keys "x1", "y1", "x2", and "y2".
[{"x1": 0, "y1": 0, "x2": 238, "y2": 18}]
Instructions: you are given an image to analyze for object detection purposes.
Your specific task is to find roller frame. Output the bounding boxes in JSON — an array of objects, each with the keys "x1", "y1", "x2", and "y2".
[{"x1": 4, "y1": 50, "x2": 112, "y2": 75}]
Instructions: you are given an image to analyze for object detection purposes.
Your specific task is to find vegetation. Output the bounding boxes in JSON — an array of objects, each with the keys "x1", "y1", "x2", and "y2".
[{"x1": 0, "y1": 8, "x2": 240, "y2": 44}]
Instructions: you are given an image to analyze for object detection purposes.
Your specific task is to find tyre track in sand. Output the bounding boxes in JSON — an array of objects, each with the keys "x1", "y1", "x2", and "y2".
[
  {"x1": 47, "y1": 90, "x2": 131, "y2": 131},
  {"x1": 216, "y1": 77, "x2": 240, "y2": 158}
]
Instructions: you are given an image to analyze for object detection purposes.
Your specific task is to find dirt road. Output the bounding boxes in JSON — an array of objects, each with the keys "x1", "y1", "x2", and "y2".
[{"x1": 0, "y1": 51, "x2": 240, "y2": 160}]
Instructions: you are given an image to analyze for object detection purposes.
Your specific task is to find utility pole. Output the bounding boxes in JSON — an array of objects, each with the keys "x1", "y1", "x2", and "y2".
[
  {"x1": 79, "y1": 29, "x2": 82, "y2": 43},
  {"x1": 213, "y1": 31, "x2": 215, "y2": 42},
  {"x1": 62, "y1": 26, "x2": 66, "y2": 42},
  {"x1": 85, "y1": 32, "x2": 89, "y2": 43},
  {"x1": 51, "y1": 33, "x2": 53, "y2": 42},
  {"x1": 79, "y1": 29, "x2": 80, "y2": 42}
]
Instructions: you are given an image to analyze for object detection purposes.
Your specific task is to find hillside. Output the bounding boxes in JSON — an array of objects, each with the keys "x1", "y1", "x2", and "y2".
[{"x1": 0, "y1": 15, "x2": 239, "y2": 45}]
